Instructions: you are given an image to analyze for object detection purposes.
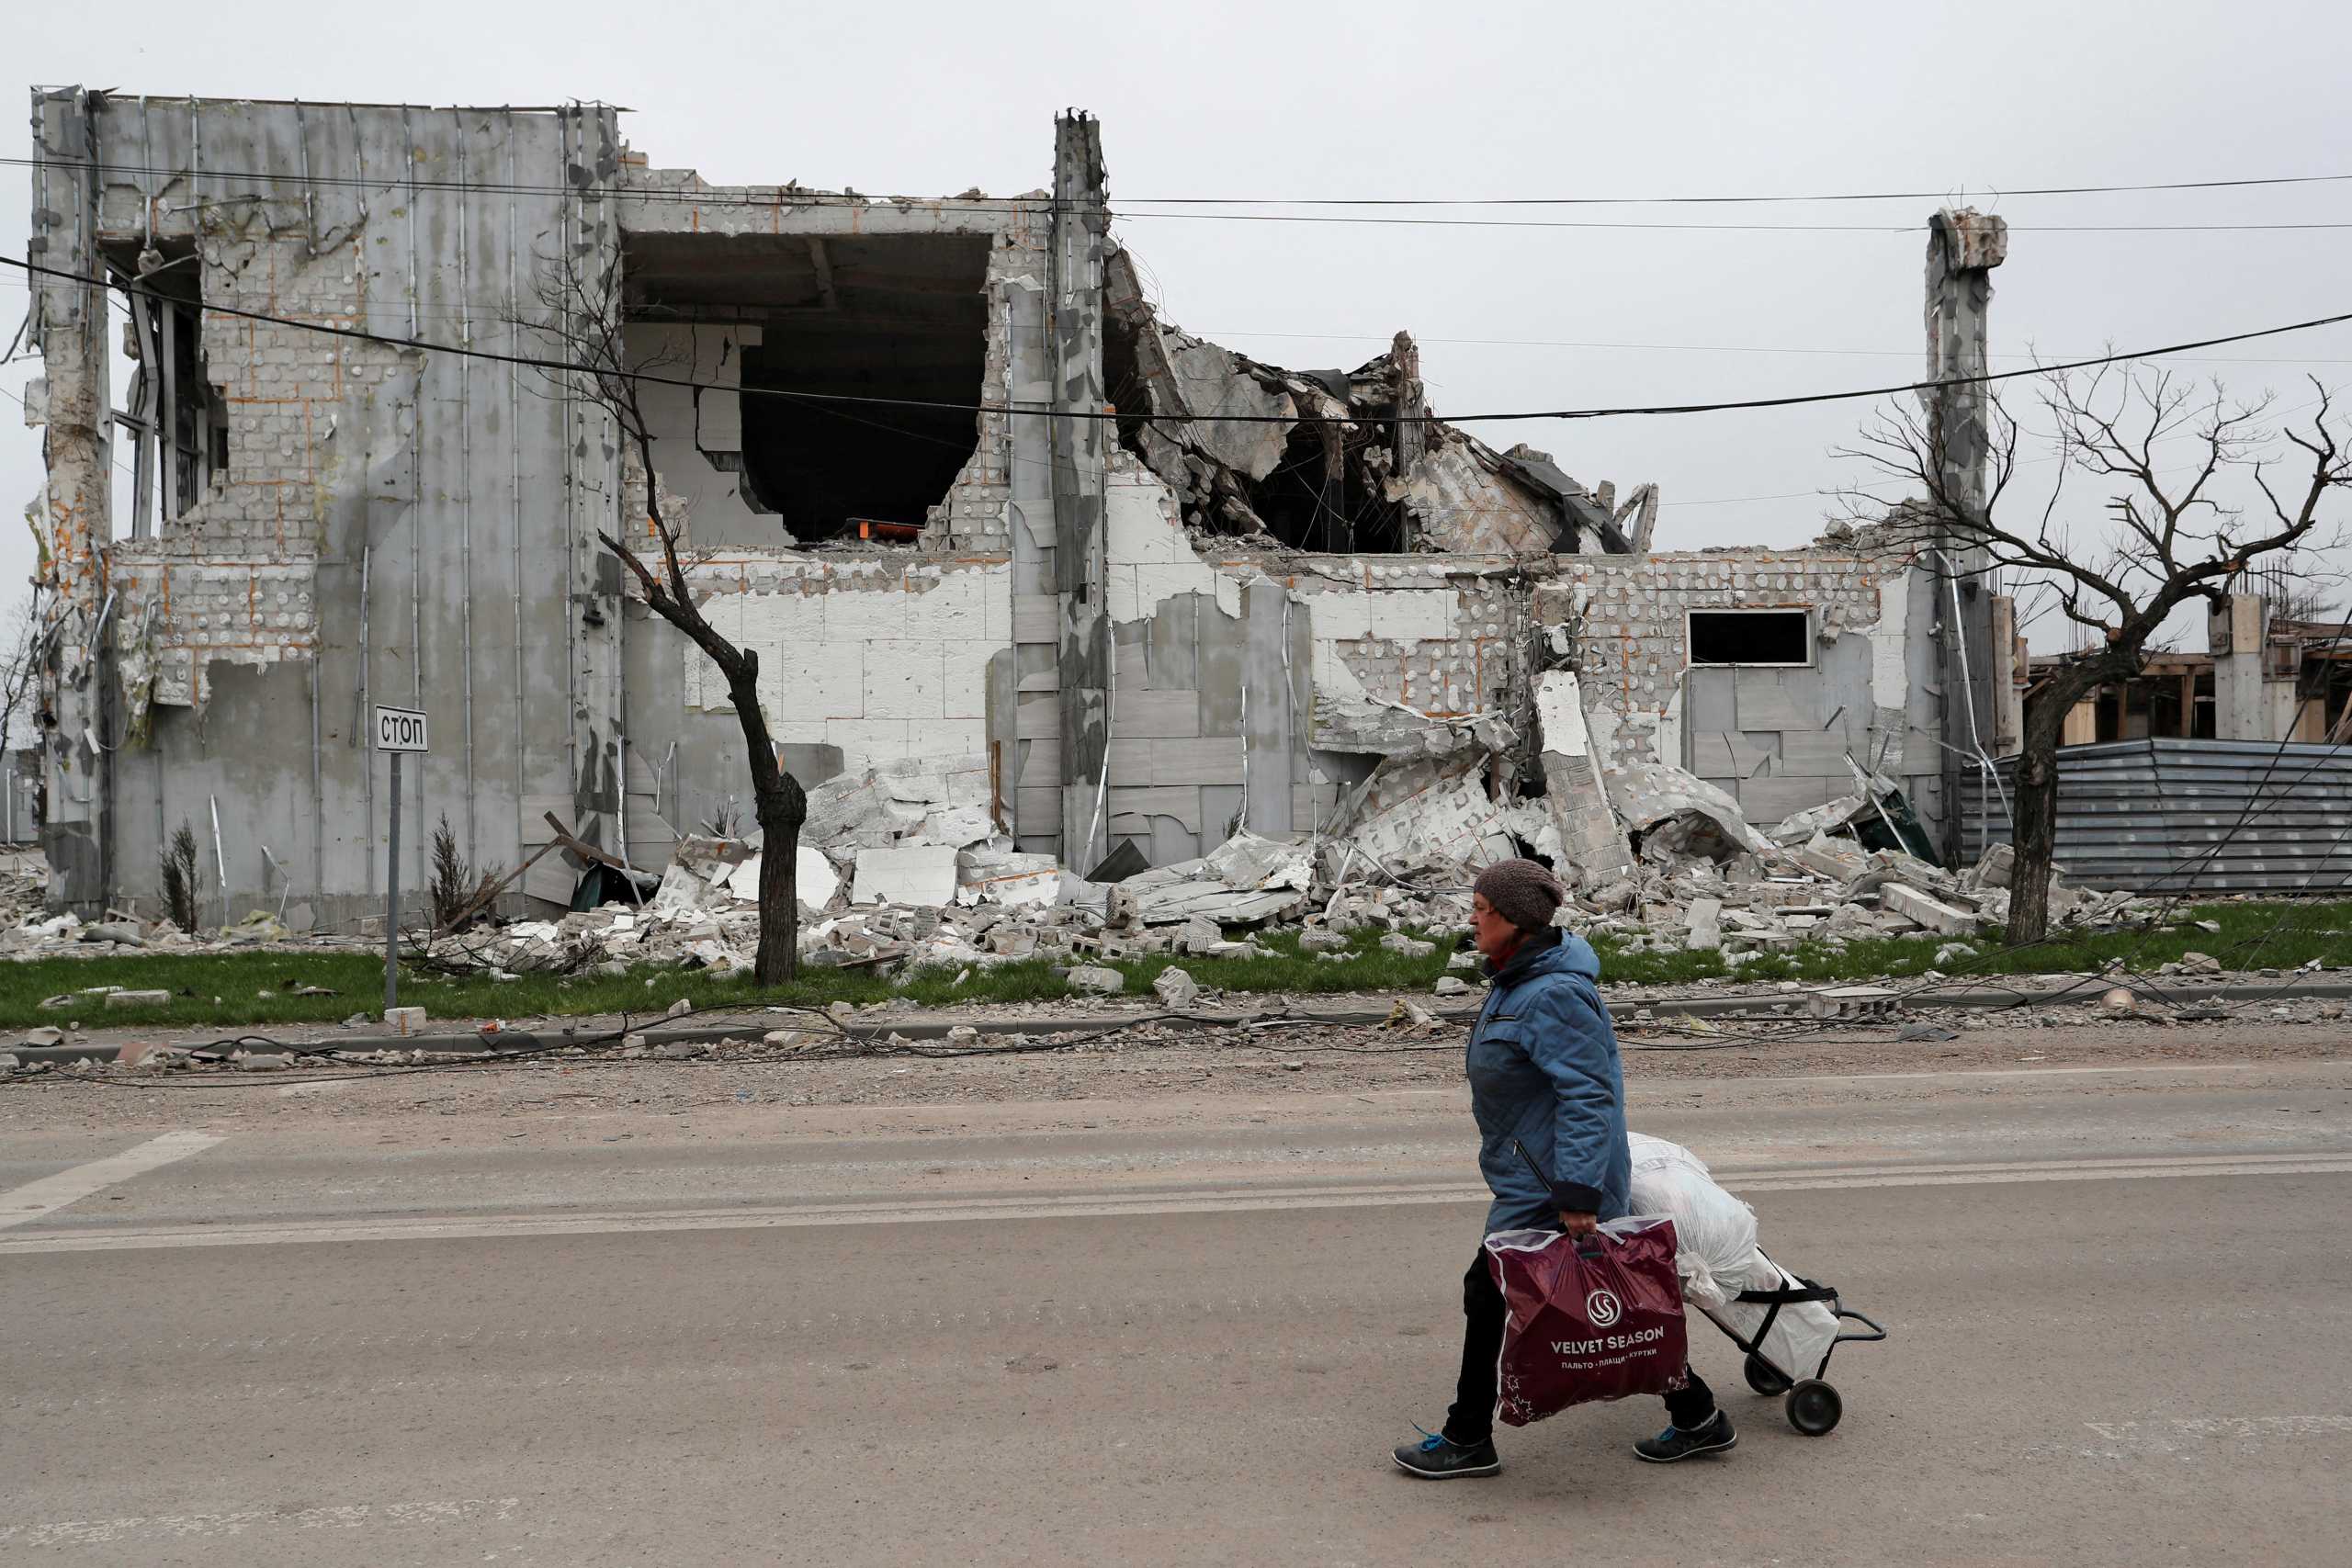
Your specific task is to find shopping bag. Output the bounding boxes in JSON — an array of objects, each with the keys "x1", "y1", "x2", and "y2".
[{"x1": 1483, "y1": 1216, "x2": 1689, "y2": 1427}]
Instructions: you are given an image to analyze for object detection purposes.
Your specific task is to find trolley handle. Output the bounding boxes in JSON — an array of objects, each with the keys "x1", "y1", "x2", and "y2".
[{"x1": 1832, "y1": 1307, "x2": 1887, "y2": 1347}]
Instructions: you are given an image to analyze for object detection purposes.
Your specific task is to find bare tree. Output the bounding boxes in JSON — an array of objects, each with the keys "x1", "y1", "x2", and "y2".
[
  {"x1": 1840, "y1": 367, "x2": 2351, "y2": 943},
  {"x1": 0, "y1": 590, "x2": 47, "y2": 755},
  {"x1": 527, "y1": 254, "x2": 808, "y2": 984}
]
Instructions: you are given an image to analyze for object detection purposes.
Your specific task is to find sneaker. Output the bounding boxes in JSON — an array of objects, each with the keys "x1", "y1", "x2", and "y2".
[
  {"x1": 1392, "y1": 1429, "x2": 1501, "y2": 1479},
  {"x1": 1633, "y1": 1410, "x2": 1737, "y2": 1463}
]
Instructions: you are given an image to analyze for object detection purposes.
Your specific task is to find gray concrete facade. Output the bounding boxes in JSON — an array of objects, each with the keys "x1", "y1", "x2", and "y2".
[
  {"x1": 23, "y1": 87, "x2": 1962, "y2": 928},
  {"x1": 28, "y1": 94, "x2": 611, "y2": 927}
]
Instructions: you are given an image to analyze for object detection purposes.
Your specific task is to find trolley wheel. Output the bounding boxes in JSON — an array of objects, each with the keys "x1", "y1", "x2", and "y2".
[
  {"x1": 1743, "y1": 1353, "x2": 1793, "y2": 1396},
  {"x1": 1785, "y1": 1379, "x2": 1843, "y2": 1436}
]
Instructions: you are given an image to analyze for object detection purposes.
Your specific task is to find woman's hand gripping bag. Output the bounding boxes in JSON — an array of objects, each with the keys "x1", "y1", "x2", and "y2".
[{"x1": 1482, "y1": 1217, "x2": 1690, "y2": 1427}]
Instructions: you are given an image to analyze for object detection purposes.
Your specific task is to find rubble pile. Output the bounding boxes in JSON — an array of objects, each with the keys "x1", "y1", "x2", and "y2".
[
  {"x1": 394, "y1": 739, "x2": 2160, "y2": 985},
  {"x1": 1, "y1": 904, "x2": 308, "y2": 961},
  {"x1": 0, "y1": 742, "x2": 2162, "y2": 988}
]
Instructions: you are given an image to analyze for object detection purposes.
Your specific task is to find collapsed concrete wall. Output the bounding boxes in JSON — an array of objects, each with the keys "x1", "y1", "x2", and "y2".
[
  {"x1": 23, "y1": 89, "x2": 1079, "y2": 924},
  {"x1": 24, "y1": 88, "x2": 1954, "y2": 931},
  {"x1": 1102, "y1": 245, "x2": 1642, "y2": 558},
  {"x1": 621, "y1": 557, "x2": 1012, "y2": 869},
  {"x1": 608, "y1": 145, "x2": 1051, "y2": 879},
  {"x1": 1535, "y1": 549, "x2": 1942, "y2": 846}
]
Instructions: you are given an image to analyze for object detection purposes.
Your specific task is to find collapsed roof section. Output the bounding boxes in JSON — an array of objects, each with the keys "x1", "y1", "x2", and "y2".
[{"x1": 1102, "y1": 247, "x2": 1646, "y2": 557}]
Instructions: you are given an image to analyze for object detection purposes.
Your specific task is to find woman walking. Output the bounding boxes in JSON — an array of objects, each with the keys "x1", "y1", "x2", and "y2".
[{"x1": 1393, "y1": 858, "x2": 1734, "y2": 1479}]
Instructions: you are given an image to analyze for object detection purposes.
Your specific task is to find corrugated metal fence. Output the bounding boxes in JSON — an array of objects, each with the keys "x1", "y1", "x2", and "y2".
[{"x1": 1958, "y1": 739, "x2": 2352, "y2": 896}]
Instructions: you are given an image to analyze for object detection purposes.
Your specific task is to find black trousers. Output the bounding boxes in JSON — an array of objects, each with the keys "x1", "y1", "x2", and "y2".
[{"x1": 1443, "y1": 1249, "x2": 1716, "y2": 1446}]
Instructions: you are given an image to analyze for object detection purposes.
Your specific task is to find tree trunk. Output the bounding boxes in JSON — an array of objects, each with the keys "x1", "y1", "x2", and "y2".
[
  {"x1": 752, "y1": 772, "x2": 807, "y2": 986},
  {"x1": 2006, "y1": 687, "x2": 2078, "y2": 945},
  {"x1": 686, "y1": 642, "x2": 808, "y2": 986}
]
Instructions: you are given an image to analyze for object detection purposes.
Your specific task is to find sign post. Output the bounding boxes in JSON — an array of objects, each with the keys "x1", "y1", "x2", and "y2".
[{"x1": 373, "y1": 705, "x2": 429, "y2": 1011}]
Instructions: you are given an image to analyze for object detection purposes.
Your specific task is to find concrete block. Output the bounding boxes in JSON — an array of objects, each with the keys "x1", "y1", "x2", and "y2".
[
  {"x1": 1015, "y1": 786, "x2": 1060, "y2": 831},
  {"x1": 1881, "y1": 883, "x2": 1977, "y2": 937},
  {"x1": 983, "y1": 572, "x2": 1013, "y2": 644},
  {"x1": 1107, "y1": 567, "x2": 1142, "y2": 625},
  {"x1": 1684, "y1": 668, "x2": 1736, "y2": 732},
  {"x1": 1112, "y1": 691, "x2": 1202, "y2": 739},
  {"x1": 1363, "y1": 590, "x2": 1459, "y2": 641},
  {"x1": 1016, "y1": 694, "x2": 1059, "y2": 739},
  {"x1": 1684, "y1": 897, "x2": 1723, "y2": 952},
  {"x1": 1151, "y1": 737, "x2": 1244, "y2": 785},
  {"x1": 759, "y1": 642, "x2": 865, "y2": 720},
  {"x1": 1135, "y1": 562, "x2": 1216, "y2": 614},
  {"x1": 1152, "y1": 966, "x2": 1200, "y2": 1008},
  {"x1": 1737, "y1": 774, "x2": 1841, "y2": 828},
  {"x1": 863, "y1": 641, "x2": 947, "y2": 719},
  {"x1": 1777, "y1": 729, "x2": 1859, "y2": 778},
  {"x1": 1018, "y1": 735, "x2": 1060, "y2": 786},
  {"x1": 384, "y1": 1006, "x2": 428, "y2": 1035},
  {"x1": 1733, "y1": 671, "x2": 1811, "y2": 730},
  {"x1": 1106, "y1": 485, "x2": 1190, "y2": 565},
  {"x1": 825, "y1": 718, "x2": 914, "y2": 761},
  {"x1": 852, "y1": 845, "x2": 959, "y2": 907},
  {"x1": 737, "y1": 586, "x2": 827, "y2": 649},
  {"x1": 1108, "y1": 786, "x2": 1203, "y2": 832},
  {"x1": 104, "y1": 989, "x2": 172, "y2": 1008},
  {"x1": 824, "y1": 585, "x2": 919, "y2": 642},
  {"x1": 1145, "y1": 594, "x2": 1200, "y2": 690},
  {"x1": 1106, "y1": 738, "x2": 1154, "y2": 784},
  {"x1": 1306, "y1": 592, "x2": 1374, "y2": 642},
  {"x1": 1068, "y1": 964, "x2": 1125, "y2": 996},
  {"x1": 908, "y1": 717, "x2": 986, "y2": 761},
  {"x1": 1012, "y1": 594, "x2": 1059, "y2": 643},
  {"x1": 1793, "y1": 832, "x2": 1867, "y2": 881},
  {"x1": 904, "y1": 570, "x2": 992, "y2": 642}
]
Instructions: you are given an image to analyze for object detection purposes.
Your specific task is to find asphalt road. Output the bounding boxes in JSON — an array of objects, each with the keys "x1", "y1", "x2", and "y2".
[{"x1": 4, "y1": 1058, "x2": 2348, "y2": 1565}]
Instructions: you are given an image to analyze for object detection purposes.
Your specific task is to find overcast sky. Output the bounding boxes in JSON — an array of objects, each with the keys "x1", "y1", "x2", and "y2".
[{"x1": 7, "y1": 0, "x2": 2348, "y2": 649}]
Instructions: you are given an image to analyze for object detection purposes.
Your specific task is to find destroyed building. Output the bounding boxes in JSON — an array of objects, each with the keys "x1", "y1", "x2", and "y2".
[{"x1": 23, "y1": 91, "x2": 1996, "y2": 932}]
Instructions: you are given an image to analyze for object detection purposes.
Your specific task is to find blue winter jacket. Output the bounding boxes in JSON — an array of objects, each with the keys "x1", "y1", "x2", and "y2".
[{"x1": 1465, "y1": 929, "x2": 1632, "y2": 1235}]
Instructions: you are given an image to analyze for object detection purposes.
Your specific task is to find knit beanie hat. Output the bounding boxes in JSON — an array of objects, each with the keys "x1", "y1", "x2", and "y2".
[{"x1": 1473, "y1": 857, "x2": 1567, "y2": 933}]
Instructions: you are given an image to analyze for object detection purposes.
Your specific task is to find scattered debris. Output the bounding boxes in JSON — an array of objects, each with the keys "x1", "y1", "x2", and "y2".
[
  {"x1": 1152, "y1": 967, "x2": 1201, "y2": 1009},
  {"x1": 1068, "y1": 964, "x2": 1125, "y2": 997}
]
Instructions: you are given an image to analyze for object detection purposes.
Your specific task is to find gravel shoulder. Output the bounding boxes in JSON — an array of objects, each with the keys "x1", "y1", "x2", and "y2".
[{"x1": 3, "y1": 1009, "x2": 2341, "y2": 1153}]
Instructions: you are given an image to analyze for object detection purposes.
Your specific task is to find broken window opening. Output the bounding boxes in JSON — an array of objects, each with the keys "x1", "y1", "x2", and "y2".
[
  {"x1": 1688, "y1": 609, "x2": 1812, "y2": 668},
  {"x1": 1250, "y1": 423, "x2": 1408, "y2": 553},
  {"x1": 1102, "y1": 302, "x2": 1408, "y2": 553},
  {"x1": 105, "y1": 244, "x2": 227, "y2": 539},
  {"x1": 621, "y1": 231, "x2": 990, "y2": 546}
]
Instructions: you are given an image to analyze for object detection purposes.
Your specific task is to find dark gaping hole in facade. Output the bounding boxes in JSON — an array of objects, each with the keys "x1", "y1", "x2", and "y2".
[
  {"x1": 1689, "y1": 609, "x2": 1812, "y2": 667},
  {"x1": 103, "y1": 241, "x2": 228, "y2": 538},
  {"x1": 622, "y1": 231, "x2": 990, "y2": 542},
  {"x1": 1247, "y1": 423, "x2": 1408, "y2": 553},
  {"x1": 1102, "y1": 313, "x2": 1407, "y2": 553}
]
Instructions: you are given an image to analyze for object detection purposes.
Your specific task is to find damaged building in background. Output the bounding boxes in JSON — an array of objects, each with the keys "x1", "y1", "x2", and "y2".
[{"x1": 23, "y1": 89, "x2": 2013, "y2": 953}]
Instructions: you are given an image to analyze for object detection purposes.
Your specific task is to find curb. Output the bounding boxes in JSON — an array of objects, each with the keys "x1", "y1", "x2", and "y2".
[{"x1": 7, "y1": 978, "x2": 2346, "y2": 1068}]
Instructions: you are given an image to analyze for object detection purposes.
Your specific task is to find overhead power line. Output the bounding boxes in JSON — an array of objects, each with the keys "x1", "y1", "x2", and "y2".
[
  {"x1": 4, "y1": 253, "x2": 2347, "y2": 428},
  {"x1": 1117, "y1": 213, "x2": 2352, "y2": 234},
  {"x1": 1127, "y1": 174, "x2": 2352, "y2": 206},
  {"x1": 12, "y1": 273, "x2": 2351, "y2": 368},
  {"x1": 8, "y1": 156, "x2": 2352, "y2": 232},
  {"x1": 9, "y1": 152, "x2": 2349, "y2": 209}
]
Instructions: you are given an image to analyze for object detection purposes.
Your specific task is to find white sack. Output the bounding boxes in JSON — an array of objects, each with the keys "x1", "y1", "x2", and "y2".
[
  {"x1": 1700, "y1": 1250, "x2": 1841, "y2": 1383},
  {"x1": 1625, "y1": 1132, "x2": 1759, "y2": 1308}
]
